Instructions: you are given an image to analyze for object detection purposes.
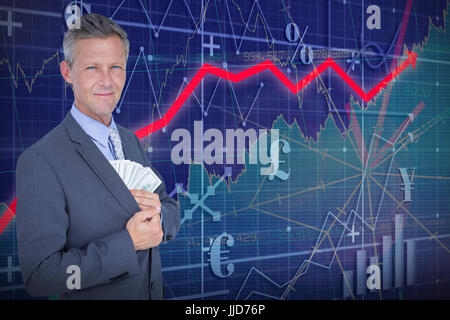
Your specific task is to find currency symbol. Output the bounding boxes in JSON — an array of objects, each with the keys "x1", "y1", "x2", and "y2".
[
  {"x1": 261, "y1": 135, "x2": 291, "y2": 181},
  {"x1": 208, "y1": 233, "x2": 235, "y2": 278},
  {"x1": 399, "y1": 168, "x2": 415, "y2": 202}
]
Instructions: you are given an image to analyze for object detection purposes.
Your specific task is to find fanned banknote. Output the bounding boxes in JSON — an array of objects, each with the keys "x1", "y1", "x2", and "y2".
[{"x1": 109, "y1": 160, "x2": 162, "y2": 192}]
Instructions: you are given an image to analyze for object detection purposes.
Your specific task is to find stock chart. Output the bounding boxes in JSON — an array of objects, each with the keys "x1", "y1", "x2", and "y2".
[{"x1": 0, "y1": 0, "x2": 449, "y2": 300}]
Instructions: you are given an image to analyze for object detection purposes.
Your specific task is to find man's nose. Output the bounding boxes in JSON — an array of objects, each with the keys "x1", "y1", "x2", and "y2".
[{"x1": 97, "y1": 68, "x2": 113, "y2": 87}]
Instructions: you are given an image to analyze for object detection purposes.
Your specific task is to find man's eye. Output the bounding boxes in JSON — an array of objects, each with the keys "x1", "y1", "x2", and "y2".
[
  {"x1": 111, "y1": 66, "x2": 122, "y2": 70},
  {"x1": 86, "y1": 66, "x2": 96, "y2": 70}
]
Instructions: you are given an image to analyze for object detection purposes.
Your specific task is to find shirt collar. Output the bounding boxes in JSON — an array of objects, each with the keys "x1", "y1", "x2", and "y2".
[{"x1": 70, "y1": 103, "x2": 118, "y2": 148}]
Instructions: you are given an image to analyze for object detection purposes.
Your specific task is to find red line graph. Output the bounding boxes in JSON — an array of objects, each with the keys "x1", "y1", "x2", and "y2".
[
  {"x1": 0, "y1": 51, "x2": 417, "y2": 235},
  {"x1": 0, "y1": 198, "x2": 16, "y2": 235},
  {"x1": 135, "y1": 51, "x2": 417, "y2": 139}
]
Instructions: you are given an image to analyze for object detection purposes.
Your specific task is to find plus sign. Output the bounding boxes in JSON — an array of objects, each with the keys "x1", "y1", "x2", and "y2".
[
  {"x1": 203, "y1": 35, "x2": 220, "y2": 57},
  {"x1": 347, "y1": 223, "x2": 360, "y2": 243},
  {"x1": 0, "y1": 255, "x2": 21, "y2": 282},
  {"x1": 347, "y1": 52, "x2": 360, "y2": 71},
  {"x1": 0, "y1": 10, "x2": 23, "y2": 37}
]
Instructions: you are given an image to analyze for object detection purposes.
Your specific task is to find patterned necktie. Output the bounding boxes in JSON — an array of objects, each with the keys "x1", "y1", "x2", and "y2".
[{"x1": 109, "y1": 127, "x2": 125, "y2": 160}]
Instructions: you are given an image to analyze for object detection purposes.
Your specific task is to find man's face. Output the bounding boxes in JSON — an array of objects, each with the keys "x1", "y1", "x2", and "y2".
[{"x1": 60, "y1": 35, "x2": 126, "y2": 126}]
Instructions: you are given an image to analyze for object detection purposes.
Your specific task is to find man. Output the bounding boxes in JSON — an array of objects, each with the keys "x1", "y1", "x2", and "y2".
[{"x1": 15, "y1": 13, "x2": 180, "y2": 300}]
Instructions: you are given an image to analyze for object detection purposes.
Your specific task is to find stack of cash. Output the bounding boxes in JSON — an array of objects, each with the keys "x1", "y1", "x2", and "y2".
[{"x1": 109, "y1": 160, "x2": 162, "y2": 192}]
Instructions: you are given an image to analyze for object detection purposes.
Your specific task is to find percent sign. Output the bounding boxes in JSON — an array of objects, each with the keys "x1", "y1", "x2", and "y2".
[{"x1": 285, "y1": 22, "x2": 313, "y2": 65}]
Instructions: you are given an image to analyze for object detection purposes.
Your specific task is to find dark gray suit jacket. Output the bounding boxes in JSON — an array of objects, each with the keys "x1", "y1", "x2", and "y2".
[{"x1": 15, "y1": 112, "x2": 180, "y2": 299}]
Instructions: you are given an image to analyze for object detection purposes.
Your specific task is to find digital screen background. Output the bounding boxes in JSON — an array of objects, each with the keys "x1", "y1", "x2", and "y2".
[{"x1": 0, "y1": 0, "x2": 449, "y2": 300}]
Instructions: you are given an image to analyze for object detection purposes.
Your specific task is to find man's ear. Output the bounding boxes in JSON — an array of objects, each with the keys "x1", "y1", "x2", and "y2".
[{"x1": 60, "y1": 60, "x2": 73, "y2": 84}]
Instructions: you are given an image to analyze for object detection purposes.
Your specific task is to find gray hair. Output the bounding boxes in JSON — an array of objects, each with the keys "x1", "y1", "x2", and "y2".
[{"x1": 63, "y1": 13, "x2": 129, "y2": 69}]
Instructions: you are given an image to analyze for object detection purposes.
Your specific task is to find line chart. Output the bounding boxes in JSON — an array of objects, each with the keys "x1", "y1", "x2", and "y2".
[
  {"x1": 0, "y1": 50, "x2": 418, "y2": 236},
  {"x1": 134, "y1": 50, "x2": 417, "y2": 138},
  {"x1": 2, "y1": 0, "x2": 450, "y2": 301}
]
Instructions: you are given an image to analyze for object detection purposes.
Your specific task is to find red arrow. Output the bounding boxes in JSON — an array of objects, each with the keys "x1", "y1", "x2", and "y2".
[
  {"x1": 1, "y1": 51, "x2": 417, "y2": 235},
  {"x1": 134, "y1": 51, "x2": 417, "y2": 138}
]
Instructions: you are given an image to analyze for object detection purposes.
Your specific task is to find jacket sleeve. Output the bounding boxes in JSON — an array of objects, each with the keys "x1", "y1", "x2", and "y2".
[
  {"x1": 132, "y1": 134, "x2": 181, "y2": 244},
  {"x1": 15, "y1": 149, "x2": 141, "y2": 297}
]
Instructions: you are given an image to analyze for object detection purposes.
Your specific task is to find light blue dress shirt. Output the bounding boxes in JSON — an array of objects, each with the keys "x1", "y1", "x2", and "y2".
[{"x1": 70, "y1": 104, "x2": 120, "y2": 161}]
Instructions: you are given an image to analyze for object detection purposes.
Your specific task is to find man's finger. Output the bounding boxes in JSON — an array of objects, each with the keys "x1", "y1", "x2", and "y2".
[
  {"x1": 130, "y1": 189, "x2": 159, "y2": 200},
  {"x1": 147, "y1": 213, "x2": 161, "y2": 225},
  {"x1": 138, "y1": 205, "x2": 161, "y2": 215},
  {"x1": 133, "y1": 196, "x2": 161, "y2": 212},
  {"x1": 135, "y1": 208, "x2": 159, "y2": 220}
]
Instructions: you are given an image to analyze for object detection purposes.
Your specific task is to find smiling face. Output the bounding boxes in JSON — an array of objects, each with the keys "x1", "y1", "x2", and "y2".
[{"x1": 60, "y1": 35, "x2": 126, "y2": 126}]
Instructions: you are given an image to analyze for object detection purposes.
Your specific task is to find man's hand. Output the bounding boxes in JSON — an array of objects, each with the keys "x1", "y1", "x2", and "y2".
[
  {"x1": 126, "y1": 209, "x2": 163, "y2": 251},
  {"x1": 127, "y1": 190, "x2": 163, "y2": 250},
  {"x1": 130, "y1": 189, "x2": 161, "y2": 213}
]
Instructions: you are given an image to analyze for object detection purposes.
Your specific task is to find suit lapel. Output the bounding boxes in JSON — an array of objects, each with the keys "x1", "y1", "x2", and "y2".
[{"x1": 62, "y1": 112, "x2": 141, "y2": 216}]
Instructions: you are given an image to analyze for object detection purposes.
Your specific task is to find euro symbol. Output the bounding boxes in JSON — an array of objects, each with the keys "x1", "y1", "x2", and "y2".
[{"x1": 208, "y1": 233, "x2": 235, "y2": 278}]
